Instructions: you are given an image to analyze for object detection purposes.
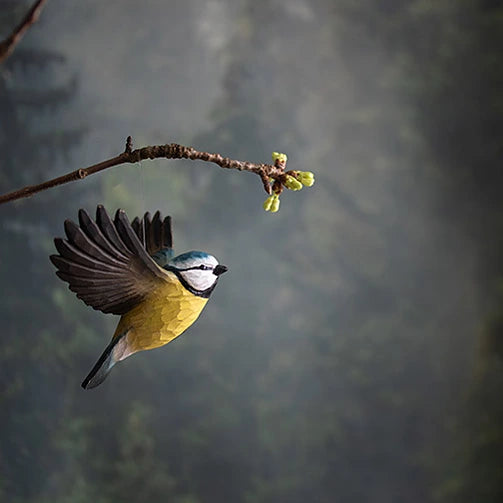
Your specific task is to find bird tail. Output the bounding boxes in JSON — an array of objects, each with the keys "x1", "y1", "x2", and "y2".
[{"x1": 81, "y1": 330, "x2": 130, "y2": 389}]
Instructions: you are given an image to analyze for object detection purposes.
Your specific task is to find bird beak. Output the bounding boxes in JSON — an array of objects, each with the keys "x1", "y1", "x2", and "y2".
[{"x1": 213, "y1": 264, "x2": 228, "y2": 276}]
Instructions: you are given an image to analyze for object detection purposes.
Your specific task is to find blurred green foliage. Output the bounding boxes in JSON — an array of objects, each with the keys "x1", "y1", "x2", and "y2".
[{"x1": 1, "y1": 1, "x2": 503, "y2": 502}]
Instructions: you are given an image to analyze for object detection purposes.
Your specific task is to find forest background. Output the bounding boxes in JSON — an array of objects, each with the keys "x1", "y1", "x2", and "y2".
[{"x1": 1, "y1": 1, "x2": 502, "y2": 502}]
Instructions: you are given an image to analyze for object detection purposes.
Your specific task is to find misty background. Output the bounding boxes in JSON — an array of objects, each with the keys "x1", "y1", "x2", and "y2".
[{"x1": 1, "y1": 0, "x2": 502, "y2": 502}]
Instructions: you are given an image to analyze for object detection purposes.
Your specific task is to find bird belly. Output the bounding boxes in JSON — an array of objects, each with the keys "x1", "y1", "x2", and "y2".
[{"x1": 113, "y1": 280, "x2": 208, "y2": 354}]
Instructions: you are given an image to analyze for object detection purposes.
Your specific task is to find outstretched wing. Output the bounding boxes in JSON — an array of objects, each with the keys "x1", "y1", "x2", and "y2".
[
  {"x1": 50, "y1": 205, "x2": 170, "y2": 315},
  {"x1": 131, "y1": 211, "x2": 174, "y2": 266}
]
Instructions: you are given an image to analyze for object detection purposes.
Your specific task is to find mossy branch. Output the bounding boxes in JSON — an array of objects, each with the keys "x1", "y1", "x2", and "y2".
[
  {"x1": 0, "y1": 137, "x2": 314, "y2": 211},
  {"x1": 0, "y1": 0, "x2": 49, "y2": 65}
]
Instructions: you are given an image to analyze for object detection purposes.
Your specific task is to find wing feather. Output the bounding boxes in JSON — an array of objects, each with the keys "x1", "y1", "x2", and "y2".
[
  {"x1": 131, "y1": 216, "x2": 145, "y2": 246},
  {"x1": 95, "y1": 205, "x2": 131, "y2": 256},
  {"x1": 114, "y1": 210, "x2": 159, "y2": 269},
  {"x1": 144, "y1": 212, "x2": 155, "y2": 253},
  {"x1": 152, "y1": 211, "x2": 162, "y2": 251},
  {"x1": 64, "y1": 220, "x2": 125, "y2": 267},
  {"x1": 50, "y1": 206, "x2": 170, "y2": 315},
  {"x1": 137, "y1": 210, "x2": 174, "y2": 265},
  {"x1": 79, "y1": 209, "x2": 129, "y2": 261},
  {"x1": 54, "y1": 238, "x2": 125, "y2": 274},
  {"x1": 50, "y1": 256, "x2": 124, "y2": 279}
]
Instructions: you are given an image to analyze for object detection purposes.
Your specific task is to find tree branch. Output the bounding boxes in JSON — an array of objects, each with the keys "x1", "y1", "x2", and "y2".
[
  {"x1": 0, "y1": 137, "x2": 297, "y2": 205},
  {"x1": 0, "y1": 0, "x2": 49, "y2": 65}
]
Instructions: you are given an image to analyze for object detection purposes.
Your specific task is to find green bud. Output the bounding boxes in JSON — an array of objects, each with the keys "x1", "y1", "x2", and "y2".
[
  {"x1": 263, "y1": 195, "x2": 274, "y2": 211},
  {"x1": 272, "y1": 152, "x2": 288, "y2": 164},
  {"x1": 298, "y1": 171, "x2": 315, "y2": 187},
  {"x1": 284, "y1": 175, "x2": 303, "y2": 191},
  {"x1": 270, "y1": 196, "x2": 280, "y2": 213},
  {"x1": 263, "y1": 194, "x2": 280, "y2": 213}
]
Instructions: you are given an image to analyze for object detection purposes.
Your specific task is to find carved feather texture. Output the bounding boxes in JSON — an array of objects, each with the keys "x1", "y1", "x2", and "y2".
[
  {"x1": 132, "y1": 211, "x2": 173, "y2": 256},
  {"x1": 50, "y1": 205, "x2": 172, "y2": 315}
]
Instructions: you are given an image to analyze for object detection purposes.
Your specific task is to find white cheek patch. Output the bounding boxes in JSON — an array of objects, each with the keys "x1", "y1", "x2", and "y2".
[{"x1": 180, "y1": 269, "x2": 217, "y2": 292}]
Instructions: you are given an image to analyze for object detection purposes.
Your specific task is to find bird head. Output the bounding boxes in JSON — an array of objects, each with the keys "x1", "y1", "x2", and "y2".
[{"x1": 167, "y1": 251, "x2": 228, "y2": 296}]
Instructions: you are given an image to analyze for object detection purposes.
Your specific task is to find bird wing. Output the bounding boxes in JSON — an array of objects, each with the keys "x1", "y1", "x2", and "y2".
[
  {"x1": 50, "y1": 205, "x2": 170, "y2": 315},
  {"x1": 131, "y1": 211, "x2": 174, "y2": 266}
]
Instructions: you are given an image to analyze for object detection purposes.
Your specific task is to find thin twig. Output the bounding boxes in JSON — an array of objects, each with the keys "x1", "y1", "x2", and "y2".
[
  {"x1": 0, "y1": 0, "x2": 49, "y2": 65},
  {"x1": 0, "y1": 137, "x2": 291, "y2": 205}
]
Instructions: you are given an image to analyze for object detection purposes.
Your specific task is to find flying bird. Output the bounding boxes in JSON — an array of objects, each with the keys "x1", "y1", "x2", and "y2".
[{"x1": 50, "y1": 205, "x2": 227, "y2": 389}]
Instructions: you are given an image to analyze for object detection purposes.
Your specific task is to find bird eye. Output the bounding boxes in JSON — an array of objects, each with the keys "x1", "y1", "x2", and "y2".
[{"x1": 199, "y1": 264, "x2": 211, "y2": 270}]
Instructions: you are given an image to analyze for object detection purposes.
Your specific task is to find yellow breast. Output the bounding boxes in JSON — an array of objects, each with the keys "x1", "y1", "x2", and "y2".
[{"x1": 113, "y1": 271, "x2": 208, "y2": 354}]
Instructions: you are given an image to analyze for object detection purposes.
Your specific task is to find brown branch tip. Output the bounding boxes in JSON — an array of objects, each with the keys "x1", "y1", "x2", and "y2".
[
  {"x1": 0, "y1": 138, "x2": 315, "y2": 213},
  {"x1": 0, "y1": 0, "x2": 49, "y2": 65}
]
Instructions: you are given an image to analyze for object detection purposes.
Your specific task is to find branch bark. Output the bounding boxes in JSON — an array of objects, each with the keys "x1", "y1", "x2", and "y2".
[
  {"x1": 0, "y1": 0, "x2": 49, "y2": 65},
  {"x1": 0, "y1": 137, "x2": 291, "y2": 205}
]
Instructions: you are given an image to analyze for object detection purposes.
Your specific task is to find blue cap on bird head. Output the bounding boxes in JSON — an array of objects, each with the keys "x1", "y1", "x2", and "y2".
[{"x1": 170, "y1": 250, "x2": 214, "y2": 267}]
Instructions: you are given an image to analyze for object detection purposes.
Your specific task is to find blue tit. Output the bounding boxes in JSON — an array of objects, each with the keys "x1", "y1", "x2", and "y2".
[{"x1": 50, "y1": 205, "x2": 227, "y2": 389}]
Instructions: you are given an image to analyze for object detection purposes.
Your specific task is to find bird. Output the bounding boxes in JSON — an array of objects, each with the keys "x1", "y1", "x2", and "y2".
[{"x1": 50, "y1": 205, "x2": 227, "y2": 389}]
